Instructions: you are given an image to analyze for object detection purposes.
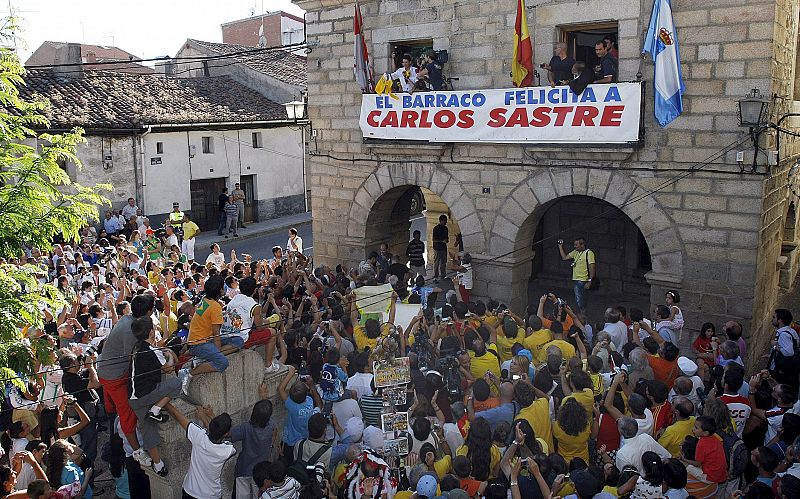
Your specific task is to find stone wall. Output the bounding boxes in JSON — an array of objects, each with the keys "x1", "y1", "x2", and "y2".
[
  {"x1": 296, "y1": 0, "x2": 800, "y2": 365},
  {"x1": 146, "y1": 349, "x2": 288, "y2": 499}
]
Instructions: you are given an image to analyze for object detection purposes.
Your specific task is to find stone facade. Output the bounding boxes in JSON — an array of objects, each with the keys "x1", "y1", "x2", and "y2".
[{"x1": 296, "y1": 0, "x2": 800, "y2": 366}]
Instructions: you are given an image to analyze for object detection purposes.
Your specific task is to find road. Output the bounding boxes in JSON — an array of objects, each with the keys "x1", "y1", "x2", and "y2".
[{"x1": 193, "y1": 215, "x2": 427, "y2": 265}]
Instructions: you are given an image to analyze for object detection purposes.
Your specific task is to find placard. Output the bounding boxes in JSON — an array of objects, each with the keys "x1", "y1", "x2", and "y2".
[
  {"x1": 373, "y1": 356, "x2": 411, "y2": 388},
  {"x1": 382, "y1": 386, "x2": 407, "y2": 407},
  {"x1": 360, "y1": 83, "x2": 642, "y2": 144},
  {"x1": 383, "y1": 436, "x2": 409, "y2": 457},
  {"x1": 381, "y1": 412, "x2": 409, "y2": 432}
]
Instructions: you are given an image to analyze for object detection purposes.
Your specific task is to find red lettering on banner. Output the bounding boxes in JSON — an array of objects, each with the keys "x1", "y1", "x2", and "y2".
[
  {"x1": 433, "y1": 110, "x2": 457, "y2": 128},
  {"x1": 380, "y1": 112, "x2": 399, "y2": 127},
  {"x1": 487, "y1": 108, "x2": 507, "y2": 128},
  {"x1": 457, "y1": 110, "x2": 475, "y2": 128},
  {"x1": 572, "y1": 106, "x2": 599, "y2": 126},
  {"x1": 600, "y1": 106, "x2": 625, "y2": 126},
  {"x1": 552, "y1": 106, "x2": 574, "y2": 126},
  {"x1": 367, "y1": 110, "x2": 381, "y2": 127},
  {"x1": 530, "y1": 107, "x2": 551, "y2": 127},
  {"x1": 419, "y1": 110, "x2": 433, "y2": 128},
  {"x1": 506, "y1": 108, "x2": 529, "y2": 127},
  {"x1": 400, "y1": 111, "x2": 418, "y2": 128}
]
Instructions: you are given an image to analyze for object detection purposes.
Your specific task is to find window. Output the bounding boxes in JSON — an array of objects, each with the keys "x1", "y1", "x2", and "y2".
[
  {"x1": 156, "y1": 142, "x2": 163, "y2": 154},
  {"x1": 559, "y1": 22, "x2": 619, "y2": 71},
  {"x1": 391, "y1": 39, "x2": 434, "y2": 72},
  {"x1": 201, "y1": 136, "x2": 214, "y2": 154},
  {"x1": 252, "y1": 132, "x2": 262, "y2": 148}
]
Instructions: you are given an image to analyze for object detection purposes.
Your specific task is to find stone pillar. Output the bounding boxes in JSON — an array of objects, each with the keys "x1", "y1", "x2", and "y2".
[
  {"x1": 471, "y1": 253, "x2": 532, "y2": 315},
  {"x1": 153, "y1": 351, "x2": 288, "y2": 498}
]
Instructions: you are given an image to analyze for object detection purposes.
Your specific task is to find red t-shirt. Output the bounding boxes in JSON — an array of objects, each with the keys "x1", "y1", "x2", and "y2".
[
  {"x1": 652, "y1": 401, "x2": 674, "y2": 437},
  {"x1": 460, "y1": 478, "x2": 483, "y2": 498},
  {"x1": 696, "y1": 434, "x2": 728, "y2": 483},
  {"x1": 596, "y1": 413, "x2": 621, "y2": 452},
  {"x1": 692, "y1": 336, "x2": 714, "y2": 367}
]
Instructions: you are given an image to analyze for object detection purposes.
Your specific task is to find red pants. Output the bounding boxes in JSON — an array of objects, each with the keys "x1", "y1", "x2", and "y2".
[
  {"x1": 459, "y1": 285, "x2": 471, "y2": 303},
  {"x1": 244, "y1": 327, "x2": 274, "y2": 349},
  {"x1": 100, "y1": 375, "x2": 137, "y2": 434}
]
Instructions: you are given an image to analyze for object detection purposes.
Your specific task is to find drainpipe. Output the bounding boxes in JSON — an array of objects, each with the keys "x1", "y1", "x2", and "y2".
[{"x1": 138, "y1": 125, "x2": 152, "y2": 212}]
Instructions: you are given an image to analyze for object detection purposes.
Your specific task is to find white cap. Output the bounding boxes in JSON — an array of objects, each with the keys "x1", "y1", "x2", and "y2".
[{"x1": 677, "y1": 356, "x2": 698, "y2": 376}]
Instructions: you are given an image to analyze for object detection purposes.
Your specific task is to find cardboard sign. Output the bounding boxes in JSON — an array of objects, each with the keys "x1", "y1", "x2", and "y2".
[{"x1": 373, "y1": 356, "x2": 411, "y2": 388}]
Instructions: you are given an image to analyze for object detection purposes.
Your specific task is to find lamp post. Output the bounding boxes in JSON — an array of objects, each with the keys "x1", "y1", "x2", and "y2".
[
  {"x1": 736, "y1": 89, "x2": 770, "y2": 173},
  {"x1": 284, "y1": 99, "x2": 309, "y2": 211}
]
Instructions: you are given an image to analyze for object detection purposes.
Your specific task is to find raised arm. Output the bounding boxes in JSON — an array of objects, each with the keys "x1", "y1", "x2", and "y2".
[
  {"x1": 603, "y1": 374, "x2": 626, "y2": 421},
  {"x1": 278, "y1": 365, "x2": 297, "y2": 402}
]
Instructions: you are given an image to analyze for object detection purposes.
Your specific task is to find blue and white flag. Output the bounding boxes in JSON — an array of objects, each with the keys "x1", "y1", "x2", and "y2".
[{"x1": 642, "y1": 0, "x2": 685, "y2": 127}]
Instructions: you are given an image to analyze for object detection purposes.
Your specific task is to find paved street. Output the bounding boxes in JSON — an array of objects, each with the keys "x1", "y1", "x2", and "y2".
[{"x1": 194, "y1": 221, "x2": 314, "y2": 262}]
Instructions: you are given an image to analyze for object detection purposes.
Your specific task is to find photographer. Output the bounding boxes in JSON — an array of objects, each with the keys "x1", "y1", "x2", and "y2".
[
  {"x1": 59, "y1": 351, "x2": 102, "y2": 466},
  {"x1": 557, "y1": 237, "x2": 596, "y2": 313},
  {"x1": 278, "y1": 365, "x2": 322, "y2": 466},
  {"x1": 541, "y1": 42, "x2": 575, "y2": 86}
]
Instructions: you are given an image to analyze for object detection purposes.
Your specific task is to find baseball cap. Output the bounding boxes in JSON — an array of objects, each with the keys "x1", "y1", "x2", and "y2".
[
  {"x1": 416, "y1": 473, "x2": 439, "y2": 499},
  {"x1": 343, "y1": 417, "x2": 364, "y2": 442},
  {"x1": 362, "y1": 425, "x2": 384, "y2": 453},
  {"x1": 677, "y1": 356, "x2": 698, "y2": 376}
]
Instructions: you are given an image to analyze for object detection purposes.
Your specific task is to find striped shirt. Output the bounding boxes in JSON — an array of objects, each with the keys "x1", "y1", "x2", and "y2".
[
  {"x1": 260, "y1": 477, "x2": 300, "y2": 499},
  {"x1": 360, "y1": 393, "x2": 384, "y2": 427},
  {"x1": 406, "y1": 239, "x2": 426, "y2": 266},
  {"x1": 224, "y1": 203, "x2": 238, "y2": 218}
]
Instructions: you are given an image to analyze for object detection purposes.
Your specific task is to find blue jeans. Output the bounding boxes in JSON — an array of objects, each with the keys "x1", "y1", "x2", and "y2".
[
  {"x1": 217, "y1": 211, "x2": 226, "y2": 235},
  {"x1": 573, "y1": 280, "x2": 588, "y2": 311},
  {"x1": 189, "y1": 336, "x2": 244, "y2": 372},
  {"x1": 433, "y1": 249, "x2": 447, "y2": 278}
]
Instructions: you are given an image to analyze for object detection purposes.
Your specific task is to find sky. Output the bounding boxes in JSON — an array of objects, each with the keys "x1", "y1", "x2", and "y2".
[{"x1": 7, "y1": 0, "x2": 306, "y2": 63}]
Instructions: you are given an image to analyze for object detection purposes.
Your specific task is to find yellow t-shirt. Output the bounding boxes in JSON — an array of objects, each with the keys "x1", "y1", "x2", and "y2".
[
  {"x1": 568, "y1": 249, "x2": 595, "y2": 281},
  {"x1": 469, "y1": 349, "x2": 502, "y2": 381},
  {"x1": 353, "y1": 322, "x2": 392, "y2": 351},
  {"x1": 432, "y1": 455, "x2": 452, "y2": 478},
  {"x1": 552, "y1": 423, "x2": 591, "y2": 462},
  {"x1": 495, "y1": 326, "x2": 525, "y2": 362},
  {"x1": 658, "y1": 417, "x2": 696, "y2": 457},
  {"x1": 538, "y1": 339, "x2": 576, "y2": 364},
  {"x1": 516, "y1": 398, "x2": 553, "y2": 452},
  {"x1": 561, "y1": 388, "x2": 595, "y2": 416},
  {"x1": 481, "y1": 313, "x2": 500, "y2": 329},
  {"x1": 456, "y1": 444, "x2": 501, "y2": 479},
  {"x1": 522, "y1": 328, "x2": 553, "y2": 361},
  {"x1": 188, "y1": 298, "x2": 224, "y2": 344},
  {"x1": 182, "y1": 221, "x2": 200, "y2": 239}
]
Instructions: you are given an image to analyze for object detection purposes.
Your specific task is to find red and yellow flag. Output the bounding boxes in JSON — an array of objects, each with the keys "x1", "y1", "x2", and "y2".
[{"x1": 512, "y1": 0, "x2": 533, "y2": 87}]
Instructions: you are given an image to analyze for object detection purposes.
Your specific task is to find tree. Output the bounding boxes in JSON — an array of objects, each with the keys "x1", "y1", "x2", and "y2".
[{"x1": 0, "y1": 31, "x2": 111, "y2": 383}]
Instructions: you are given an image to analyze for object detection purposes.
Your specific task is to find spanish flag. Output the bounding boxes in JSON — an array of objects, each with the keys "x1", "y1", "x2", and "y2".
[{"x1": 512, "y1": 0, "x2": 533, "y2": 87}]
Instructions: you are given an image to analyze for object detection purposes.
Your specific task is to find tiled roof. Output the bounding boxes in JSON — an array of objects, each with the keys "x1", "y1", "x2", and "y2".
[
  {"x1": 19, "y1": 70, "x2": 290, "y2": 130},
  {"x1": 186, "y1": 39, "x2": 307, "y2": 88}
]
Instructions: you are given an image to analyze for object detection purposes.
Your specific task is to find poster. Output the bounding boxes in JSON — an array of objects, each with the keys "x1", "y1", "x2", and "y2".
[
  {"x1": 394, "y1": 303, "x2": 422, "y2": 332},
  {"x1": 383, "y1": 436, "x2": 409, "y2": 456},
  {"x1": 382, "y1": 386, "x2": 407, "y2": 407},
  {"x1": 360, "y1": 83, "x2": 642, "y2": 144},
  {"x1": 373, "y1": 356, "x2": 411, "y2": 388},
  {"x1": 381, "y1": 412, "x2": 409, "y2": 432},
  {"x1": 353, "y1": 284, "x2": 393, "y2": 314}
]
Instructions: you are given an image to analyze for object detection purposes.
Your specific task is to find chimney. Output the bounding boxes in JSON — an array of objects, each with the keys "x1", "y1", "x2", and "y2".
[
  {"x1": 53, "y1": 43, "x2": 83, "y2": 78},
  {"x1": 85, "y1": 51, "x2": 97, "y2": 63}
]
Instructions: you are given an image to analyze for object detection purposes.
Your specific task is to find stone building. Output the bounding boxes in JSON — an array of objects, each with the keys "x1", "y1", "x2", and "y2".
[
  {"x1": 21, "y1": 44, "x2": 307, "y2": 230},
  {"x1": 297, "y1": 0, "x2": 800, "y2": 363}
]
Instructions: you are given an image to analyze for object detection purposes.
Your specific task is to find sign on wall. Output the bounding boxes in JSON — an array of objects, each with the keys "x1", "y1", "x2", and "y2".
[{"x1": 359, "y1": 83, "x2": 642, "y2": 144}]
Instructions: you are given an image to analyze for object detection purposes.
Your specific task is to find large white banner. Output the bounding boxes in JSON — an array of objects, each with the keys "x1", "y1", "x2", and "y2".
[{"x1": 360, "y1": 83, "x2": 642, "y2": 144}]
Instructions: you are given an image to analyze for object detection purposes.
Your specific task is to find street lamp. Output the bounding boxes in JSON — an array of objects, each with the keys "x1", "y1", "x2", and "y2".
[
  {"x1": 284, "y1": 100, "x2": 306, "y2": 121},
  {"x1": 735, "y1": 89, "x2": 800, "y2": 173}
]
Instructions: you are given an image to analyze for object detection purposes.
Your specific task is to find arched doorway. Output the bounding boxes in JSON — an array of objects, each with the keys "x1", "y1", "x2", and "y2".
[
  {"x1": 526, "y1": 195, "x2": 653, "y2": 317},
  {"x1": 363, "y1": 185, "x2": 462, "y2": 275}
]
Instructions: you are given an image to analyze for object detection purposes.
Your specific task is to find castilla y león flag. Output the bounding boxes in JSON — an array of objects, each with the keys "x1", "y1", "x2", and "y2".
[
  {"x1": 354, "y1": 1, "x2": 373, "y2": 93},
  {"x1": 512, "y1": 0, "x2": 533, "y2": 87}
]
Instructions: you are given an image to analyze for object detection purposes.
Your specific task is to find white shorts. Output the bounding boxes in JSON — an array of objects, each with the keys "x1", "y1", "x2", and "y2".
[{"x1": 181, "y1": 238, "x2": 196, "y2": 261}]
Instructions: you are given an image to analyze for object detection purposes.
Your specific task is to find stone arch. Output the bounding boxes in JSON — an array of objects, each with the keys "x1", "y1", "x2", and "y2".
[
  {"x1": 784, "y1": 201, "x2": 797, "y2": 242},
  {"x1": 347, "y1": 163, "x2": 485, "y2": 255},
  {"x1": 489, "y1": 168, "x2": 684, "y2": 311}
]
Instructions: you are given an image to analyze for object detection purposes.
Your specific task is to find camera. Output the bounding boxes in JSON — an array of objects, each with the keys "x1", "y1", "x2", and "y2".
[
  {"x1": 557, "y1": 239, "x2": 564, "y2": 245},
  {"x1": 539, "y1": 63, "x2": 546, "y2": 69}
]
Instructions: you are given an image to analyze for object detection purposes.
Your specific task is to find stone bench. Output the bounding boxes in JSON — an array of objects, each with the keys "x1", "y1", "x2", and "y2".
[{"x1": 152, "y1": 349, "x2": 289, "y2": 498}]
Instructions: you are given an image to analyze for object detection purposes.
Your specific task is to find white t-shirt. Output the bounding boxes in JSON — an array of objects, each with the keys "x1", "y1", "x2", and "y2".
[
  {"x1": 287, "y1": 236, "x2": 303, "y2": 254},
  {"x1": 457, "y1": 263, "x2": 473, "y2": 290},
  {"x1": 390, "y1": 66, "x2": 419, "y2": 92},
  {"x1": 206, "y1": 252, "x2": 225, "y2": 268},
  {"x1": 165, "y1": 234, "x2": 179, "y2": 249},
  {"x1": 223, "y1": 293, "x2": 257, "y2": 343},
  {"x1": 635, "y1": 408, "x2": 654, "y2": 436},
  {"x1": 183, "y1": 422, "x2": 236, "y2": 499},
  {"x1": 347, "y1": 372, "x2": 374, "y2": 400},
  {"x1": 765, "y1": 406, "x2": 790, "y2": 445},
  {"x1": 604, "y1": 321, "x2": 628, "y2": 352}
]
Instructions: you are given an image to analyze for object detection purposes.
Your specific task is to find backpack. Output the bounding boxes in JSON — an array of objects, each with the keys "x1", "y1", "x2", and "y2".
[
  {"x1": 319, "y1": 364, "x2": 342, "y2": 397},
  {"x1": 720, "y1": 430, "x2": 748, "y2": 479},
  {"x1": 287, "y1": 439, "x2": 331, "y2": 488}
]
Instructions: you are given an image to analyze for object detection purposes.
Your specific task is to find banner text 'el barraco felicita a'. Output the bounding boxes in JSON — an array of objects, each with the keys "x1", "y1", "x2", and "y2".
[{"x1": 359, "y1": 83, "x2": 642, "y2": 144}]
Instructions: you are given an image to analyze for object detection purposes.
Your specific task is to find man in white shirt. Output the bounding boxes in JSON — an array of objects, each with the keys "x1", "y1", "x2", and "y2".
[
  {"x1": 602, "y1": 308, "x2": 628, "y2": 353},
  {"x1": 769, "y1": 309, "x2": 799, "y2": 388},
  {"x1": 390, "y1": 53, "x2": 419, "y2": 93},
  {"x1": 164, "y1": 226, "x2": 179, "y2": 250},
  {"x1": 287, "y1": 227, "x2": 303, "y2": 255},
  {"x1": 121, "y1": 197, "x2": 139, "y2": 221},
  {"x1": 103, "y1": 211, "x2": 122, "y2": 236},
  {"x1": 615, "y1": 416, "x2": 670, "y2": 472}
]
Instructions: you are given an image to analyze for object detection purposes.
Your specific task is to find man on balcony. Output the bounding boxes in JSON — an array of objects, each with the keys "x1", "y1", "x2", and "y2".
[
  {"x1": 391, "y1": 53, "x2": 418, "y2": 93},
  {"x1": 593, "y1": 39, "x2": 618, "y2": 84},
  {"x1": 543, "y1": 42, "x2": 575, "y2": 87}
]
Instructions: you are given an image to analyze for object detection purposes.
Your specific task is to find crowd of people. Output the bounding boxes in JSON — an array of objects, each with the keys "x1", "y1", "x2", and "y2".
[{"x1": 3, "y1": 215, "x2": 800, "y2": 499}]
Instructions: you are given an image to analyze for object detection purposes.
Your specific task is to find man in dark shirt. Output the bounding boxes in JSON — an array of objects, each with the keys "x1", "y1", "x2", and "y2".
[
  {"x1": 60, "y1": 351, "x2": 102, "y2": 465},
  {"x1": 406, "y1": 230, "x2": 426, "y2": 278},
  {"x1": 419, "y1": 50, "x2": 445, "y2": 91},
  {"x1": 544, "y1": 42, "x2": 575, "y2": 86},
  {"x1": 593, "y1": 39, "x2": 618, "y2": 83},
  {"x1": 217, "y1": 187, "x2": 229, "y2": 236},
  {"x1": 432, "y1": 215, "x2": 449, "y2": 280},
  {"x1": 569, "y1": 62, "x2": 596, "y2": 96}
]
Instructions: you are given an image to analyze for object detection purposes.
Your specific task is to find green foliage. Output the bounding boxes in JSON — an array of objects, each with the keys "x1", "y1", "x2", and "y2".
[{"x1": 0, "y1": 29, "x2": 112, "y2": 376}]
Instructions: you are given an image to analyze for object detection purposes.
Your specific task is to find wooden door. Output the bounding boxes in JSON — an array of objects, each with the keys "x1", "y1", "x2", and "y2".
[
  {"x1": 240, "y1": 174, "x2": 257, "y2": 223},
  {"x1": 190, "y1": 178, "x2": 227, "y2": 231}
]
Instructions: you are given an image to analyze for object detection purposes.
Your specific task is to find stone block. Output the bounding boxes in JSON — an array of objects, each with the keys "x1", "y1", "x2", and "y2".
[
  {"x1": 680, "y1": 226, "x2": 728, "y2": 244},
  {"x1": 551, "y1": 169, "x2": 573, "y2": 197},
  {"x1": 669, "y1": 210, "x2": 707, "y2": 226},
  {"x1": 493, "y1": 214, "x2": 518, "y2": 242},
  {"x1": 587, "y1": 169, "x2": 612, "y2": 199},
  {"x1": 722, "y1": 41, "x2": 772, "y2": 60},
  {"x1": 683, "y1": 194, "x2": 728, "y2": 211},
  {"x1": 529, "y1": 173, "x2": 557, "y2": 204},
  {"x1": 707, "y1": 212, "x2": 759, "y2": 230}
]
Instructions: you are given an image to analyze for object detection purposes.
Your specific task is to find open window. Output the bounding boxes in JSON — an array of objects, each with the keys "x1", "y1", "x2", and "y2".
[
  {"x1": 391, "y1": 39, "x2": 433, "y2": 71},
  {"x1": 559, "y1": 21, "x2": 619, "y2": 69}
]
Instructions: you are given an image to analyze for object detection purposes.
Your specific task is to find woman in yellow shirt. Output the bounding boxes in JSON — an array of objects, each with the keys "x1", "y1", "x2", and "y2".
[
  {"x1": 552, "y1": 398, "x2": 593, "y2": 463},
  {"x1": 455, "y1": 417, "x2": 501, "y2": 480}
]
